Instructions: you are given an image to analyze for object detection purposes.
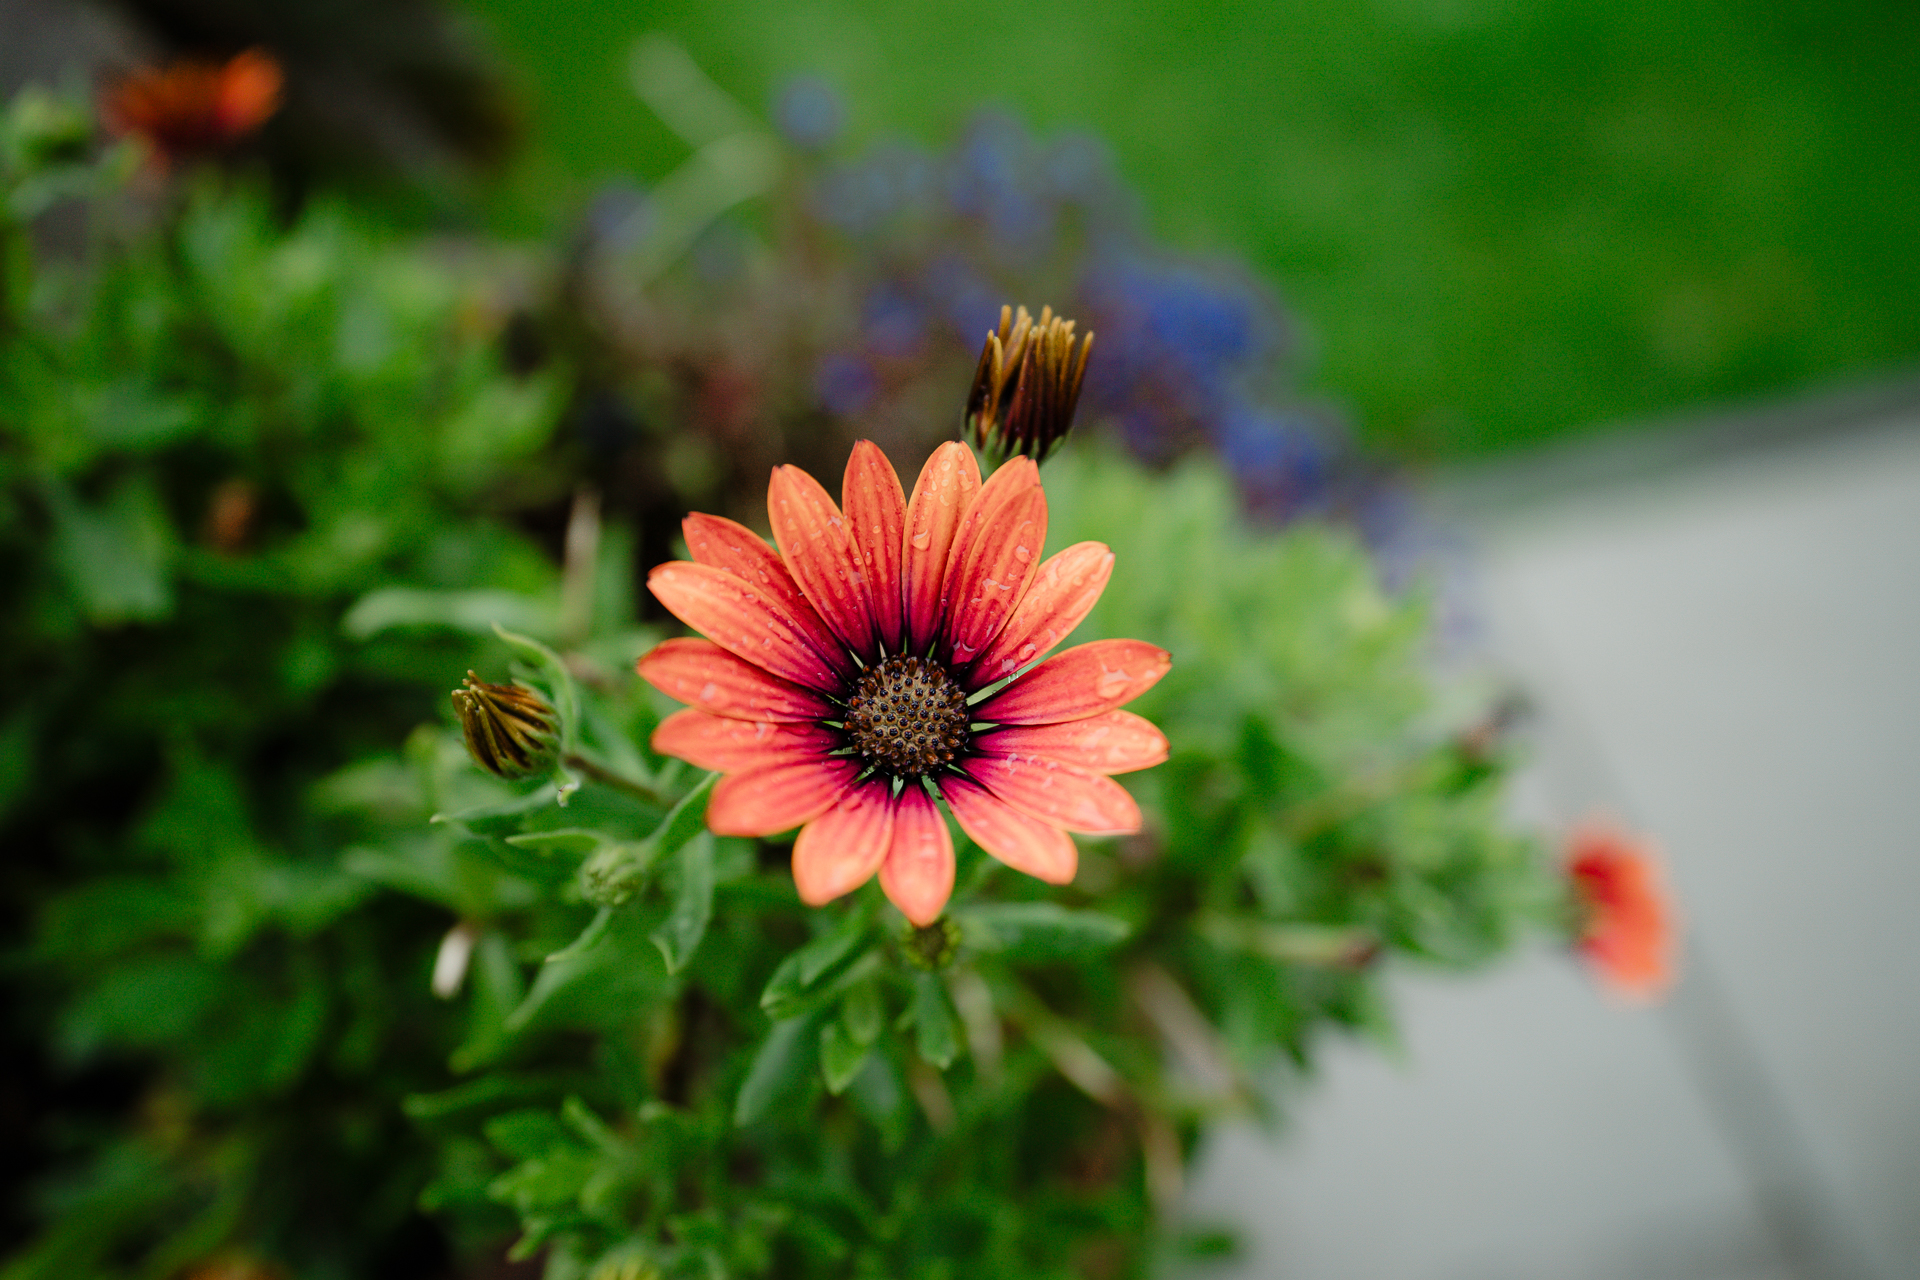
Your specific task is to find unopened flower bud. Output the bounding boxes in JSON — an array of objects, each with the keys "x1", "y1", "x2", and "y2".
[
  {"x1": 965, "y1": 304, "x2": 1094, "y2": 464},
  {"x1": 451, "y1": 671, "x2": 560, "y2": 780},
  {"x1": 900, "y1": 915, "x2": 962, "y2": 971}
]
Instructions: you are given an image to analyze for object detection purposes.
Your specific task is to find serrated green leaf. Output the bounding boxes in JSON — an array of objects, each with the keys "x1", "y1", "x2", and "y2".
[
  {"x1": 954, "y1": 901, "x2": 1131, "y2": 958},
  {"x1": 911, "y1": 973, "x2": 959, "y2": 1069},
  {"x1": 818, "y1": 1021, "x2": 869, "y2": 1096},
  {"x1": 651, "y1": 831, "x2": 714, "y2": 974},
  {"x1": 735, "y1": 1015, "x2": 818, "y2": 1126}
]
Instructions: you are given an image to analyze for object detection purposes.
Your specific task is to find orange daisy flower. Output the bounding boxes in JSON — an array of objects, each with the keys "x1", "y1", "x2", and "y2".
[
  {"x1": 1567, "y1": 821, "x2": 1678, "y2": 1001},
  {"x1": 637, "y1": 441, "x2": 1170, "y2": 925},
  {"x1": 102, "y1": 48, "x2": 283, "y2": 164}
]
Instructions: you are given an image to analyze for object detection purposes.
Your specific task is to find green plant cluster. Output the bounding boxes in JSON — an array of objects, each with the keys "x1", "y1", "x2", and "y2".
[
  {"x1": 0, "y1": 91, "x2": 565, "y2": 1278},
  {"x1": 0, "y1": 88, "x2": 1562, "y2": 1280},
  {"x1": 324, "y1": 449, "x2": 1559, "y2": 1280}
]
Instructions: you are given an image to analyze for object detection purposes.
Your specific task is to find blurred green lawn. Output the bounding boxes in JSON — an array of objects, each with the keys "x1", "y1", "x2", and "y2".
[{"x1": 465, "y1": 0, "x2": 1920, "y2": 459}]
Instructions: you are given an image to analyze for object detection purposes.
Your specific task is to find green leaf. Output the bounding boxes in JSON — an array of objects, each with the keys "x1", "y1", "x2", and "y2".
[
  {"x1": 910, "y1": 973, "x2": 959, "y2": 1069},
  {"x1": 735, "y1": 1015, "x2": 818, "y2": 1126},
  {"x1": 46, "y1": 475, "x2": 174, "y2": 625},
  {"x1": 431, "y1": 786, "x2": 559, "y2": 836},
  {"x1": 840, "y1": 979, "x2": 882, "y2": 1047},
  {"x1": 760, "y1": 907, "x2": 877, "y2": 1019},
  {"x1": 341, "y1": 587, "x2": 558, "y2": 640},
  {"x1": 503, "y1": 828, "x2": 605, "y2": 856},
  {"x1": 818, "y1": 1021, "x2": 869, "y2": 1096},
  {"x1": 545, "y1": 908, "x2": 613, "y2": 963},
  {"x1": 651, "y1": 831, "x2": 714, "y2": 974},
  {"x1": 953, "y1": 902, "x2": 1131, "y2": 959},
  {"x1": 648, "y1": 771, "x2": 716, "y2": 861},
  {"x1": 504, "y1": 908, "x2": 665, "y2": 1037}
]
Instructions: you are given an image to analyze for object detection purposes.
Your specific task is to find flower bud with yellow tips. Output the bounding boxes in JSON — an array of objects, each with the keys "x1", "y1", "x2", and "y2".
[
  {"x1": 451, "y1": 671, "x2": 560, "y2": 780},
  {"x1": 964, "y1": 303, "x2": 1094, "y2": 465}
]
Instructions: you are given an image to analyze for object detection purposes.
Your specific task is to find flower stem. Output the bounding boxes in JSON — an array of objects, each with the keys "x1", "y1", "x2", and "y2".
[{"x1": 562, "y1": 752, "x2": 666, "y2": 806}]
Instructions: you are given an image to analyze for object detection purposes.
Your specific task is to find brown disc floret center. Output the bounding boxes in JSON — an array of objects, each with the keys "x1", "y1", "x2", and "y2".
[{"x1": 844, "y1": 654, "x2": 970, "y2": 778}]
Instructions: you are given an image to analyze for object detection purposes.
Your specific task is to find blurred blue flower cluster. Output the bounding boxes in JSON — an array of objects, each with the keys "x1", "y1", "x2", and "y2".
[
  {"x1": 788, "y1": 101, "x2": 1353, "y2": 524},
  {"x1": 561, "y1": 69, "x2": 1395, "y2": 572}
]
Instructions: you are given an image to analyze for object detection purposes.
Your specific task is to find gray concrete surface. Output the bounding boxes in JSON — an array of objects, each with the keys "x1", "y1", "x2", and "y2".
[{"x1": 1183, "y1": 387, "x2": 1920, "y2": 1279}]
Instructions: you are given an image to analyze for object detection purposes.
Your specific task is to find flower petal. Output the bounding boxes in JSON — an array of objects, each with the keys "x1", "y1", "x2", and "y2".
[
  {"x1": 958, "y1": 754, "x2": 1142, "y2": 835},
  {"x1": 648, "y1": 561, "x2": 848, "y2": 692},
  {"x1": 768, "y1": 464, "x2": 876, "y2": 659},
  {"x1": 974, "y1": 639, "x2": 1172, "y2": 725},
  {"x1": 706, "y1": 757, "x2": 860, "y2": 837},
  {"x1": 652, "y1": 708, "x2": 839, "y2": 773},
  {"x1": 939, "y1": 458, "x2": 1047, "y2": 667},
  {"x1": 940, "y1": 772, "x2": 1077, "y2": 884},
  {"x1": 636, "y1": 638, "x2": 836, "y2": 723},
  {"x1": 964, "y1": 541, "x2": 1112, "y2": 685},
  {"x1": 683, "y1": 513, "x2": 848, "y2": 669},
  {"x1": 791, "y1": 778, "x2": 895, "y2": 906},
  {"x1": 878, "y1": 786, "x2": 954, "y2": 926},
  {"x1": 973, "y1": 710, "x2": 1168, "y2": 775},
  {"x1": 902, "y1": 442, "x2": 981, "y2": 653},
  {"x1": 843, "y1": 441, "x2": 908, "y2": 653}
]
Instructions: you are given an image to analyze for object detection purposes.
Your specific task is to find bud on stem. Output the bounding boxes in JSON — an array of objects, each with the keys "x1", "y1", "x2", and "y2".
[
  {"x1": 965, "y1": 304, "x2": 1094, "y2": 465},
  {"x1": 451, "y1": 671, "x2": 561, "y2": 780}
]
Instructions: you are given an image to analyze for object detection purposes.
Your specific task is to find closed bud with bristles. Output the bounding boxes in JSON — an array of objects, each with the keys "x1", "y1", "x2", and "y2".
[
  {"x1": 965, "y1": 303, "x2": 1094, "y2": 464},
  {"x1": 451, "y1": 671, "x2": 560, "y2": 780}
]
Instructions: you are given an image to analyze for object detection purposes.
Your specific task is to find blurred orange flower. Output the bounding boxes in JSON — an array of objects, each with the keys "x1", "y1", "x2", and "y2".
[
  {"x1": 1567, "y1": 821, "x2": 1678, "y2": 1000},
  {"x1": 102, "y1": 49, "x2": 282, "y2": 164}
]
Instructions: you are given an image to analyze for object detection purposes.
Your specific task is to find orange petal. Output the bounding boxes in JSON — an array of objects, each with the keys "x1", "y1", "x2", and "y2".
[
  {"x1": 964, "y1": 541, "x2": 1112, "y2": 685},
  {"x1": 706, "y1": 757, "x2": 860, "y2": 837},
  {"x1": 974, "y1": 710, "x2": 1168, "y2": 775},
  {"x1": 959, "y1": 754, "x2": 1141, "y2": 835},
  {"x1": 937, "y1": 457, "x2": 1044, "y2": 666},
  {"x1": 878, "y1": 786, "x2": 954, "y2": 926},
  {"x1": 791, "y1": 778, "x2": 895, "y2": 906},
  {"x1": 768, "y1": 465, "x2": 877, "y2": 659},
  {"x1": 941, "y1": 488, "x2": 1047, "y2": 669},
  {"x1": 940, "y1": 773, "x2": 1078, "y2": 884},
  {"x1": 902, "y1": 442, "x2": 982, "y2": 653},
  {"x1": 975, "y1": 639, "x2": 1171, "y2": 725},
  {"x1": 636, "y1": 638, "x2": 835, "y2": 723},
  {"x1": 683, "y1": 513, "x2": 848, "y2": 669},
  {"x1": 648, "y1": 561, "x2": 847, "y2": 692},
  {"x1": 652, "y1": 708, "x2": 838, "y2": 773},
  {"x1": 843, "y1": 441, "x2": 908, "y2": 652}
]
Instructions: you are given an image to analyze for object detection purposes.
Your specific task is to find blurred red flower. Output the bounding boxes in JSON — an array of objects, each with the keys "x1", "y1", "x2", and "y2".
[
  {"x1": 102, "y1": 48, "x2": 282, "y2": 164},
  {"x1": 1567, "y1": 821, "x2": 1678, "y2": 1000}
]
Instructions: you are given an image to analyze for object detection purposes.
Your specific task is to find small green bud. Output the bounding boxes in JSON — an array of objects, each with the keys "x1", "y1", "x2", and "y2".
[
  {"x1": 965, "y1": 303, "x2": 1095, "y2": 465},
  {"x1": 451, "y1": 671, "x2": 560, "y2": 780},
  {"x1": 900, "y1": 915, "x2": 962, "y2": 971},
  {"x1": 579, "y1": 841, "x2": 655, "y2": 907}
]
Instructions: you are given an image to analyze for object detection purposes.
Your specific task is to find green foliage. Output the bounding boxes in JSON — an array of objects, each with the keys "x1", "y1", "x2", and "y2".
[
  {"x1": 317, "y1": 444, "x2": 1561, "y2": 1279},
  {"x1": 0, "y1": 92, "x2": 567, "y2": 1278}
]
